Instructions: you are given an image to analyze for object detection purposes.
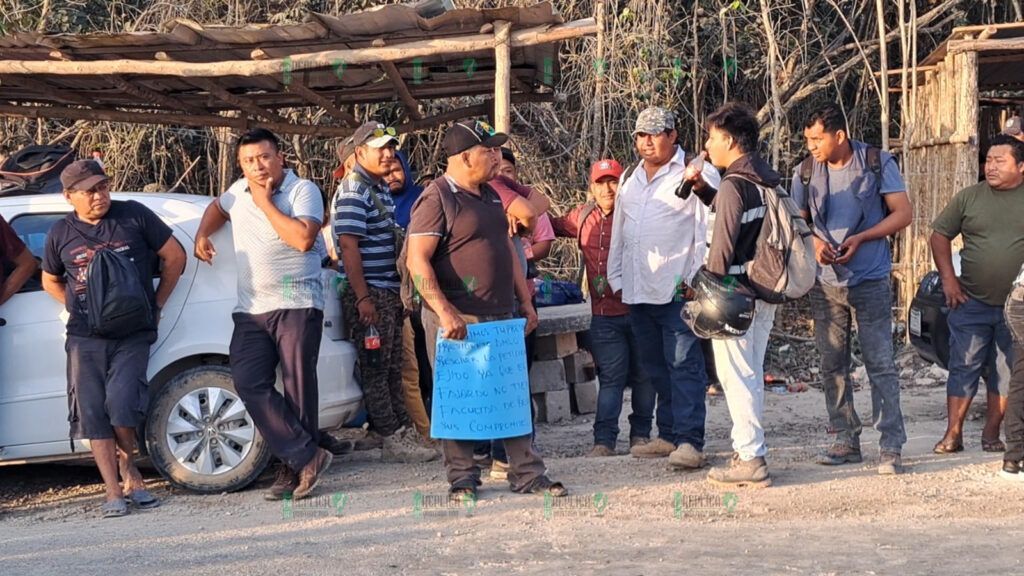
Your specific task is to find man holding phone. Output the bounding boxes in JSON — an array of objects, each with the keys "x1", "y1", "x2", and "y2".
[{"x1": 791, "y1": 104, "x2": 912, "y2": 475}]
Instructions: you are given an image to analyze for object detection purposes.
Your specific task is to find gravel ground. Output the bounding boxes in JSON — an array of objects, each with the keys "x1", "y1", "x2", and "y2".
[{"x1": 3, "y1": 366, "x2": 1023, "y2": 576}]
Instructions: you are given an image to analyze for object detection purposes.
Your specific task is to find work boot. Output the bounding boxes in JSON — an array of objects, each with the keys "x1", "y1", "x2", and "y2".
[
  {"x1": 668, "y1": 443, "x2": 704, "y2": 469},
  {"x1": 629, "y1": 437, "x2": 675, "y2": 459},
  {"x1": 353, "y1": 429, "x2": 384, "y2": 451},
  {"x1": 878, "y1": 451, "x2": 903, "y2": 475},
  {"x1": 1000, "y1": 459, "x2": 1023, "y2": 481},
  {"x1": 816, "y1": 443, "x2": 863, "y2": 465},
  {"x1": 490, "y1": 459, "x2": 510, "y2": 480},
  {"x1": 585, "y1": 444, "x2": 616, "y2": 458},
  {"x1": 264, "y1": 464, "x2": 299, "y2": 501},
  {"x1": 382, "y1": 426, "x2": 440, "y2": 463},
  {"x1": 629, "y1": 436, "x2": 650, "y2": 449},
  {"x1": 293, "y1": 448, "x2": 333, "y2": 500},
  {"x1": 707, "y1": 454, "x2": 772, "y2": 488}
]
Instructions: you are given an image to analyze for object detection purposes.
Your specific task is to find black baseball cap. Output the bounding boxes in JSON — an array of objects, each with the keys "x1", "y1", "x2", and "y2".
[
  {"x1": 61, "y1": 159, "x2": 109, "y2": 191},
  {"x1": 500, "y1": 147, "x2": 516, "y2": 165},
  {"x1": 443, "y1": 120, "x2": 508, "y2": 157}
]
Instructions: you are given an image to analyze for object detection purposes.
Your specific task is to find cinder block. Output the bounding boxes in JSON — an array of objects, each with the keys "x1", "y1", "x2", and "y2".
[
  {"x1": 534, "y1": 332, "x2": 579, "y2": 360},
  {"x1": 533, "y1": 390, "x2": 571, "y2": 423},
  {"x1": 529, "y1": 359, "x2": 567, "y2": 394},
  {"x1": 563, "y1": 350, "x2": 596, "y2": 384},
  {"x1": 571, "y1": 379, "x2": 599, "y2": 415}
]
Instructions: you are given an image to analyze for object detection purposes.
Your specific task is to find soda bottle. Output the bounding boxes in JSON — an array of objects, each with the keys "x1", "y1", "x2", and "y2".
[
  {"x1": 364, "y1": 324, "x2": 381, "y2": 368},
  {"x1": 675, "y1": 151, "x2": 707, "y2": 200}
]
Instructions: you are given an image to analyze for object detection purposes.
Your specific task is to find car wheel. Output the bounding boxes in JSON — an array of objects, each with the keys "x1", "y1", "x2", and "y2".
[{"x1": 145, "y1": 365, "x2": 270, "y2": 494}]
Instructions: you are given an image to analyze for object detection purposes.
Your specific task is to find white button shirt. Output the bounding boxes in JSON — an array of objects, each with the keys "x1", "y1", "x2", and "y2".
[{"x1": 608, "y1": 146, "x2": 721, "y2": 305}]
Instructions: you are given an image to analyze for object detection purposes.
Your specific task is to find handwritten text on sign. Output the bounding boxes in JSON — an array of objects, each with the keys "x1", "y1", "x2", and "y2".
[{"x1": 430, "y1": 319, "x2": 532, "y2": 440}]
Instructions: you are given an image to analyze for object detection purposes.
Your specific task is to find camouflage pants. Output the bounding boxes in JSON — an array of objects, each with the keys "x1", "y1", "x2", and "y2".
[{"x1": 342, "y1": 285, "x2": 410, "y2": 436}]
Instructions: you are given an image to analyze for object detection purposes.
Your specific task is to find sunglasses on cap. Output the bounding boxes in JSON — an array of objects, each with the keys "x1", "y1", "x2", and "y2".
[{"x1": 373, "y1": 126, "x2": 397, "y2": 138}]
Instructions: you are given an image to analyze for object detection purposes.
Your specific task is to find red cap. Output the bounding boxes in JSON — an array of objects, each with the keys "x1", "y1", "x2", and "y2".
[{"x1": 590, "y1": 159, "x2": 623, "y2": 183}]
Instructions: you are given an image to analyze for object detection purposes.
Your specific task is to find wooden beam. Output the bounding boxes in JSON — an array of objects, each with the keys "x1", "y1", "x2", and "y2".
[
  {"x1": 109, "y1": 75, "x2": 207, "y2": 114},
  {"x1": 398, "y1": 93, "x2": 556, "y2": 133},
  {"x1": 279, "y1": 77, "x2": 359, "y2": 126},
  {"x1": 380, "y1": 60, "x2": 423, "y2": 120},
  {"x1": 493, "y1": 20, "x2": 512, "y2": 133},
  {"x1": 186, "y1": 77, "x2": 290, "y2": 123},
  {"x1": 949, "y1": 38, "x2": 1024, "y2": 54},
  {"x1": 0, "y1": 19, "x2": 597, "y2": 77},
  {"x1": 1, "y1": 76, "x2": 95, "y2": 107},
  {"x1": 0, "y1": 103, "x2": 356, "y2": 137}
]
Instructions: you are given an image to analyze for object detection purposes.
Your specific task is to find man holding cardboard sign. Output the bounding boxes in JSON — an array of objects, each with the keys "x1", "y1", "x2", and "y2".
[{"x1": 405, "y1": 119, "x2": 568, "y2": 502}]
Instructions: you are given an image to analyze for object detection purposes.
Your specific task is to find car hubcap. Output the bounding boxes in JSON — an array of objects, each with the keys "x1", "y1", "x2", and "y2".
[{"x1": 165, "y1": 386, "x2": 255, "y2": 475}]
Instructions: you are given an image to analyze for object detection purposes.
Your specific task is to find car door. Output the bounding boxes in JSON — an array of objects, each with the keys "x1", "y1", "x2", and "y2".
[{"x1": 0, "y1": 208, "x2": 75, "y2": 455}]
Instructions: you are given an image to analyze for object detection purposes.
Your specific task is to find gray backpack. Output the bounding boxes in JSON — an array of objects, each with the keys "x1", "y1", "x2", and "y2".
[{"x1": 724, "y1": 175, "x2": 816, "y2": 303}]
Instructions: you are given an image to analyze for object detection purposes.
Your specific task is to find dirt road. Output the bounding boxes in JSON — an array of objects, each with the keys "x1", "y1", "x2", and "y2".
[{"x1": 2, "y1": 372, "x2": 1023, "y2": 576}]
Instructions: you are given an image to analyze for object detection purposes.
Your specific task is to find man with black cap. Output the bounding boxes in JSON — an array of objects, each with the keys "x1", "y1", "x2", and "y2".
[
  {"x1": 334, "y1": 121, "x2": 439, "y2": 463},
  {"x1": 42, "y1": 159, "x2": 186, "y2": 517},
  {"x1": 406, "y1": 119, "x2": 568, "y2": 501}
]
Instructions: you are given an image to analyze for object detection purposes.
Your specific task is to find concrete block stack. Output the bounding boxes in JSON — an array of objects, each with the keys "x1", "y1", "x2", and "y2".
[{"x1": 529, "y1": 332, "x2": 599, "y2": 422}]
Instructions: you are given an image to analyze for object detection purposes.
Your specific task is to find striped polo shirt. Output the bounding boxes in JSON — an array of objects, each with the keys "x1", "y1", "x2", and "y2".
[{"x1": 332, "y1": 163, "x2": 401, "y2": 291}]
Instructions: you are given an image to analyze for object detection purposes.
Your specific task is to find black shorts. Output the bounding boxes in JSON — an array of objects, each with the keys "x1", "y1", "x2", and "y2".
[{"x1": 65, "y1": 332, "x2": 153, "y2": 440}]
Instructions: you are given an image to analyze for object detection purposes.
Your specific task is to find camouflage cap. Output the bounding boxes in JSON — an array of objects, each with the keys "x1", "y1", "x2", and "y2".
[
  {"x1": 633, "y1": 107, "x2": 676, "y2": 136},
  {"x1": 1003, "y1": 116, "x2": 1022, "y2": 137}
]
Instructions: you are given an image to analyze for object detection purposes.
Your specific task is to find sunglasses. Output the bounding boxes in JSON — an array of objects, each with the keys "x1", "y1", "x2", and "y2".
[{"x1": 372, "y1": 126, "x2": 397, "y2": 138}]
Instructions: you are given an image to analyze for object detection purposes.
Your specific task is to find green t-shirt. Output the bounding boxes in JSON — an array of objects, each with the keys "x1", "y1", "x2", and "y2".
[{"x1": 931, "y1": 181, "x2": 1024, "y2": 305}]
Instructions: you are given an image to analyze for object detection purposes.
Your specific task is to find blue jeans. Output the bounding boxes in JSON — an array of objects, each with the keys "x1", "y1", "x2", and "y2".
[
  {"x1": 810, "y1": 279, "x2": 906, "y2": 453},
  {"x1": 947, "y1": 297, "x2": 1012, "y2": 398},
  {"x1": 629, "y1": 299, "x2": 707, "y2": 448},
  {"x1": 590, "y1": 314, "x2": 655, "y2": 448}
]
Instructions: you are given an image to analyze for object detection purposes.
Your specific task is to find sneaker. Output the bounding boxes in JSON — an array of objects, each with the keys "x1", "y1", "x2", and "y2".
[
  {"x1": 382, "y1": 427, "x2": 441, "y2": 463},
  {"x1": 999, "y1": 459, "x2": 1023, "y2": 481},
  {"x1": 629, "y1": 436, "x2": 650, "y2": 449},
  {"x1": 668, "y1": 443, "x2": 705, "y2": 469},
  {"x1": 629, "y1": 437, "x2": 675, "y2": 459},
  {"x1": 318, "y1": 434, "x2": 354, "y2": 456},
  {"x1": 490, "y1": 459, "x2": 510, "y2": 480},
  {"x1": 816, "y1": 443, "x2": 863, "y2": 465},
  {"x1": 293, "y1": 448, "x2": 333, "y2": 500},
  {"x1": 878, "y1": 452, "x2": 903, "y2": 475},
  {"x1": 353, "y1": 429, "x2": 384, "y2": 451},
  {"x1": 707, "y1": 454, "x2": 772, "y2": 488},
  {"x1": 586, "y1": 444, "x2": 616, "y2": 458},
  {"x1": 264, "y1": 464, "x2": 299, "y2": 501}
]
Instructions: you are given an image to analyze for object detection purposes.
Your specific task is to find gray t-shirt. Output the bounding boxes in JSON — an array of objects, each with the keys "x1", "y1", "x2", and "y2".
[
  {"x1": 219, "y1": 170, "x2": 325, "y2": 314},
  {"x1": 791, "y1": 141, "x2": 905, "y2": 288}
]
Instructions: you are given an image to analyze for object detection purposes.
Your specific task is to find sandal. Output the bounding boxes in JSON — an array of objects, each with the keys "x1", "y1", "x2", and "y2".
[
  {"x1": 982, "y1": 438, "x2": 1007, "y2": 452},
  {"x1": 523, "y1": 476, "x2": 568, "y2": 497},
  {"x1": 124, "y1": 489, "x2": 161, "y2": 509},
  {"x1": 448, "y1": 481, "x2": 478, "y2": 502},
  {"x1": 933, "y1": 438, "x2": 964, "y2": 454},
  {"x1": 101, "y1": 498, "x2": 129, "y2": 518}
]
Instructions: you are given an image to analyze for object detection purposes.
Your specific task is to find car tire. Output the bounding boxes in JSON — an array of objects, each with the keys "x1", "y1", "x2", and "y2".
[{"x1": 145, "y1": 365, "x2": 271, "y2": 494}]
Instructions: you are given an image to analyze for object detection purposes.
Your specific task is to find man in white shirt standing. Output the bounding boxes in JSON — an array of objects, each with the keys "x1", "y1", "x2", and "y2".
[{"x1": 609, "y1": 107, "x2": 721, "y2": 467}]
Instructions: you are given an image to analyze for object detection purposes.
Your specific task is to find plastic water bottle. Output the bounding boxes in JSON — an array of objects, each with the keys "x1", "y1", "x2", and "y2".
[{"x1": 364, "y1": 324, "x2": 381, "y2": 368}]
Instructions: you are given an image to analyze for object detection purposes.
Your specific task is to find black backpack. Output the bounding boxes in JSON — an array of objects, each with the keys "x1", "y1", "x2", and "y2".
[{"x1": 69, "y1": 222, "x2": 153, "y2": 339}]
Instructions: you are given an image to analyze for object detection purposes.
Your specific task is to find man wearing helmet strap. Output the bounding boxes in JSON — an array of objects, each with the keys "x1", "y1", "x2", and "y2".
[{"x1": 690, "y1": 102, "x2": 781, "y2": 488}]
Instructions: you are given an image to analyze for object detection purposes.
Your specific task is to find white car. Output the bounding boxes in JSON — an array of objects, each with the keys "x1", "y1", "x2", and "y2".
[{"x1": 0, "y1": 193, "x2": 361, "y2": 493}]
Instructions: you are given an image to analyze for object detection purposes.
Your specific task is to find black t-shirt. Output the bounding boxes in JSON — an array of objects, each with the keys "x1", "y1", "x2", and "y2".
[{"x1": 43, "y1": 200, "x2": 173, "y2": 337}]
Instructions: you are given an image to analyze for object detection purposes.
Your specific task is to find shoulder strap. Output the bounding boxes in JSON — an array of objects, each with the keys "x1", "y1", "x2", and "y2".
[
  {"x1": 431, "y1": 176, "x2": 459, "y2": 242},
  {"x1": 798, "y1": 155, "x2": 815, "y2": 189},
  {"x1": 865, "y1": 145, "x2": 883, "y2": 195},
  {"x1": 576, "y1": 201, "x2": 598, "y2": 245},
  {"x1": 621, "y1": 161, "x2": 639, "y2": 184}
]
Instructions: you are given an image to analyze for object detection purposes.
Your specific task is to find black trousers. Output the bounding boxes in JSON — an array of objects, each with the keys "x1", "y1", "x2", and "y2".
[{"x1": 230, "y1": 308, "x2": 323, "y2": 472}]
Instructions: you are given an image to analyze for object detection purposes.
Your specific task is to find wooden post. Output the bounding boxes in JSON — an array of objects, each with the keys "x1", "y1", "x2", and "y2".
[
  {"x1": 493, "y1": 20, "x2": 512, "y2": 133},
  {"x1": 591, "y1": 1, "x2": 605, "y2": 161},
  {"x1": 875, "y1": 0, "x2": 890, "y2": 150}
]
